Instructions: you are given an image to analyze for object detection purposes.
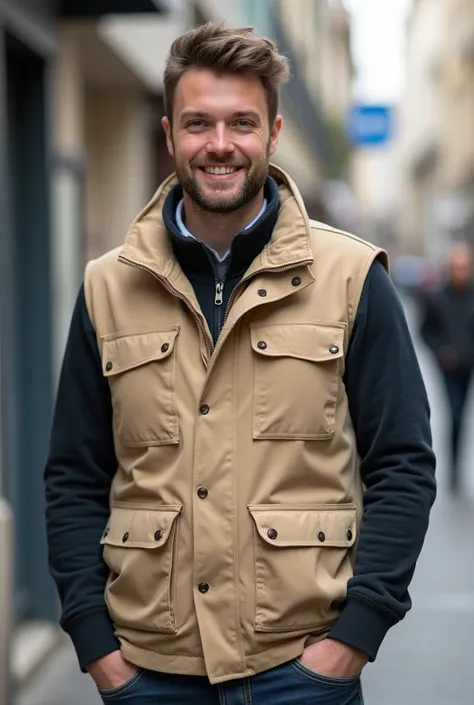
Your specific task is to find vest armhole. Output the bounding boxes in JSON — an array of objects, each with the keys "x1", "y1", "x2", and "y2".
[{"x1": 348, "y1": 249, "x2": 388, "y2": 339}]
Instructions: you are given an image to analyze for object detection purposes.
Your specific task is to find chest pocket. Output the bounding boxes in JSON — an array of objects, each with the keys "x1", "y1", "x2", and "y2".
[
  {"x1": 250, "y1": 323, "x2": 345, "y2": 440},
  {"x1": 101, "y1": 327, "x2": 180, "y2": 447}
]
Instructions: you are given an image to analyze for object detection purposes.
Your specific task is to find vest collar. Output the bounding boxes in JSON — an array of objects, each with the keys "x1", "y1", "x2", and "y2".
[{"x1": 119, "y1": 164, "x2": 313, "y2": 280}]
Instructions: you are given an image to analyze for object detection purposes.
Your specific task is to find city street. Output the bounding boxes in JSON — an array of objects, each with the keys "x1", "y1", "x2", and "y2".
[{"x1": 16, "y1": 296, "x2": 474, "y2": 705}]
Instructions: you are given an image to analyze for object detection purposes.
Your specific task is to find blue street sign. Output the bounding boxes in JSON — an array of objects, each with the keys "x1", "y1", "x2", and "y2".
[{"x1": 346, "y1": 105, "x2": 394, "y2": 147}]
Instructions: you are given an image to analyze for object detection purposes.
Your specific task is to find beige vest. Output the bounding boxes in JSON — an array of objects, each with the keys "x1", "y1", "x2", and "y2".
[{"x1": 84, "y1": 165, "x2": 388, "y2": 684}]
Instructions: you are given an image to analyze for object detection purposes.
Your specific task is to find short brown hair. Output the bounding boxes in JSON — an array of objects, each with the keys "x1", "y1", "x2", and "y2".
[{"x1": 164, "y1": 22, "x2": 290, "y2": 125}]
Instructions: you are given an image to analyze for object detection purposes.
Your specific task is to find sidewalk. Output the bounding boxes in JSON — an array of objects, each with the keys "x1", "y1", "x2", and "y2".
[{"x1": 16, "y1": 638, "x2": 101, "y2": 705}]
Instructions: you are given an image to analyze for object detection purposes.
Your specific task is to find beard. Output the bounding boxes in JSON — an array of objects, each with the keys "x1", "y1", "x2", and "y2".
[{"x1": 174, "y1": 151, "x2": 270, "y2": 214}]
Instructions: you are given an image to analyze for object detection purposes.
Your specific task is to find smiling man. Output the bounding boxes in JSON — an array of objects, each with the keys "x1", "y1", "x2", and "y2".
[{"x1": 44, "y1": 22, "x2": 436, "y2": 705}]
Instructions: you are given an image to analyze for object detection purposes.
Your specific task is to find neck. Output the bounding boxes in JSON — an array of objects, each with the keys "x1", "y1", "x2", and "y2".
[{"x1": 182, "y1": 190, "x2": 265, "y2": 257}]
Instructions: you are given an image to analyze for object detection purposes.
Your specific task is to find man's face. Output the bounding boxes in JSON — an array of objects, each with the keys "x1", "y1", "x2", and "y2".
[{"x1": 162, "y1": 68, "x2": 282, "y2": 214}]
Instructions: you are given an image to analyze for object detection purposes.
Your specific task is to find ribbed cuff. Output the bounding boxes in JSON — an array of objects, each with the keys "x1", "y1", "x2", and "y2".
[
  {"x1": 64, "y1": 608, "x2": 121, "y2": 671},
  {"x1": 328, "y1": 597, "x2": 398, "y2": 661}
]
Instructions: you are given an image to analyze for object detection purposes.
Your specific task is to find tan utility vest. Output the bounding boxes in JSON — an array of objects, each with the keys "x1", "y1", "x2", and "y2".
[{"x1": 84, "y1": 165, "x2": 388, "y2": 684}]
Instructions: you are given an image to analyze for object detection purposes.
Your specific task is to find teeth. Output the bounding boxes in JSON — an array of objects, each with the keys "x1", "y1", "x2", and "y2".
[{"x1": 204, "y1": 166, "x2": 238, "y2": 175}]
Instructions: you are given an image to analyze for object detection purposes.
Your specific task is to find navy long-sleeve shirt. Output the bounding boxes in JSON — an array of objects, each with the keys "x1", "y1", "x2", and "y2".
[{"x1": 45, "y1": 186, "x2": 436, "y2": 671}]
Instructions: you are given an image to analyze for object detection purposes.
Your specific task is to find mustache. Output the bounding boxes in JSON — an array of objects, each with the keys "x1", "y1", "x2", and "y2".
[{"x1": 192, "y1": 160, "x2": 247, "y2": 169}]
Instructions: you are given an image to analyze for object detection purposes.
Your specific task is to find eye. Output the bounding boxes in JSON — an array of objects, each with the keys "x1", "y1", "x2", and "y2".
[
  {"x1": 235, "y1": 119, "x2": 254, "y2": 129},
  {"x1": 187, "y1": 120, "x2": 207, "y2": 130}
]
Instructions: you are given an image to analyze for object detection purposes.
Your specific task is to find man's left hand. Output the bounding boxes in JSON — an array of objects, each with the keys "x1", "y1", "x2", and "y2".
[{"x1": 299, "y1": 638, "x2": 368, "y2": 678}]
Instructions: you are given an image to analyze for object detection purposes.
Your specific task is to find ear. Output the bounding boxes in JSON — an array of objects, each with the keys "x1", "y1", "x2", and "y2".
[
  {"x1": 268, "y1": 115, "x2": 283, "y2": 157},
  {"x1": 162, "y1": 117, "x2": 174, "y2": 158}
]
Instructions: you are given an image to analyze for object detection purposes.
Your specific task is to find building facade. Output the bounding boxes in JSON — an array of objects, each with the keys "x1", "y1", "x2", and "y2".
[
  {"x1": 0, "y1": 1, "x2": 168, "y2": 698},
  {"x1": 397, "y1": 0, "x2": 474, "y2": 260}
]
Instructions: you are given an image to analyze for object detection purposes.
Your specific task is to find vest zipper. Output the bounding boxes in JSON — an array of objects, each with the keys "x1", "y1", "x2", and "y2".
[
  {"x1": 214, "y1": 280, "x2": 225, "y2": 339},
  {"x1": 118, "y1": 255, "x2": 214, "y2": 356},
  {"x1": 215, "y1": 281, "x2": 224, "y2": 305}
]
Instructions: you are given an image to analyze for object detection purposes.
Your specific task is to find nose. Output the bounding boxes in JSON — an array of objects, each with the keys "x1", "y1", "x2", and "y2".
[{"x1": 206, "y1": 122, "x2": 235, "y2": 156}]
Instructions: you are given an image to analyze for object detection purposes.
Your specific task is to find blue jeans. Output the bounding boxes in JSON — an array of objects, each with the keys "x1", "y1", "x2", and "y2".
[{"x1": 98, "y1": 660, "x2": 364, "y2": 704}]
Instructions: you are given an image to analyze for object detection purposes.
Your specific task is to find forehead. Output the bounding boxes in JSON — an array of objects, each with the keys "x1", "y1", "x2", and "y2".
[{"x1": 174, "y1": 68, "x2": 268, "y2": 119}]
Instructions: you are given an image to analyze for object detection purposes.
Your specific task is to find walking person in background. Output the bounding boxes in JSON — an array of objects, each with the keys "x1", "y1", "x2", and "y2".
[
  {"x1": 44, "y1": 22, "x2": 436, "y2": 705},
  {"x1": 421, "y1": 241, "x2": 474, "y2": 493}
]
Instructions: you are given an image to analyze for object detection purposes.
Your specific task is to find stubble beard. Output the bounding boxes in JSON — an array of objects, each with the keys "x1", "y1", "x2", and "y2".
[{"x1": 174, "y1": 152, "x2": 270, "y2": 215}]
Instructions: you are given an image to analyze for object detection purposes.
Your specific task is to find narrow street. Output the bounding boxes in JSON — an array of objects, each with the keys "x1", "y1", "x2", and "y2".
[{"x1": 17, "y1": 295, "x2": 474, "y2": 705}]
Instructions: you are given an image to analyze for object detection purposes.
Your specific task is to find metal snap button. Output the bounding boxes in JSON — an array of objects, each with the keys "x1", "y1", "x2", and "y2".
[
  {"x1": 329, "y1": 345, "x2": 339, "y2": 355},
  {"x1": 258, "y1": 289, "x2": 267, "y2": 297},
  {"x1": 105, "y1": 362, "x2": 113, "y2": 372},
  {"x1": 200, "y1": 404, "x2": 210, "y2": 415},
  {"x1": 154, "y1": 530, "x2": 163, "y2": 541},
  {"x1": 197, "y1": 487, "x2": 209, "y2": 499},
  {"x1": 161, "y1": 343, "x2": 169, "y2": 353},
  {"x1": 198, "y1": 582, "x2": 210, "y2": 594},
  {"x1": 267, "y1": 528, "x2": 278, "y2": 540},
  {"x1": 292, "y1": 276, "x2": 302, "y2": 287},
  {"x1": 347, "y1": 529, "x2": 353, "y2": 541},
  {"x1": 257, "y1": 341, "x2": 268, "y2": 350},
  {"x1": 122, "y1": 532, "x2": 129, "y2": 543},
  {"x1": 318, "y1": 531, "x2": 326, "y2": 543}
]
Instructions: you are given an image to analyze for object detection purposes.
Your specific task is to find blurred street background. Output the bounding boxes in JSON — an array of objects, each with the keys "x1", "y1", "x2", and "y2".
[{"x1": 1, "y1": 0, "x2": 474, "y2": 703}]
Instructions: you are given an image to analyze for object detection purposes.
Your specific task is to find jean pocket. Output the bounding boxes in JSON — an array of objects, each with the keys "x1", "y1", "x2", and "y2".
[
  {"x1": 98, "y1": 669, "x2": 144, "y2": 699},
  {"x1": 291, "y1": 659, "x2": 361, "y2": 687}
]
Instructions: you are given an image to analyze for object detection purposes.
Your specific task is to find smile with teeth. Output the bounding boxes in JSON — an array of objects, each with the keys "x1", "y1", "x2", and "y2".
[{"x1": 202, "y1": 166, "x2": 241, "y2": 175}]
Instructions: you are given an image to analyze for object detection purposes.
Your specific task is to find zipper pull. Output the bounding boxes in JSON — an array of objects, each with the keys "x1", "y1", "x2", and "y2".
[{"x1": 215, "y1": 281, "x2": 224, "y2": 306}]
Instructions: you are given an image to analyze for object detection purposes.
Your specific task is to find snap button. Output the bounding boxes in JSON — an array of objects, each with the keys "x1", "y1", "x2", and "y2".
[
  {"x1": 318, "y1": 531, "x2": 326, "y2": 543},
  {"x1": 161, "y1": 343, "x2": 169, "y2": 353},
  {"x1": 103, "y1": 528, "x2": 109, "y2": 538},
  {"x1": 347, "y1": 529, "x2": 353, "y2": 541},
  {"x1": 198, "y1": 582, "x2": 210, "y2": 594},
  {"x1": 154, "y1": 529, "x2": 163, "y2": 541},
  {"x1": 122, "y1": 532, "x2": 129, "y2": 543},
  {"x1": 257, "y1": 289, "x2": 267, "y2": 297},
  {"x1": 257, "y1": 341, "x2": 268, "y2": 350},
  {"x1": 292, "y1": 276, "x2": 301, "y2": 287},
  {"x1": 329, "y1": 345, "x2": 339, "y2": 355},
  {"x1": 197, "y1": 487, "x2": 208, "y2": 499},
  {"x1": 200, "y1": 404, "x2": 210, "y2": 415},
  {"x1": 267, "y1": 528, "x2": 278, "y2": 540},
  {"x1": 105, "y1": 362, "x2": 113, "y2": 372}
]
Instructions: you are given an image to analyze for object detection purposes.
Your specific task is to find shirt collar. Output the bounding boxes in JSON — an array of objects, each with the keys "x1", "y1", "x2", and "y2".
[{"x1": 175, "y1": 198, "x2": 268, "y2": 263}]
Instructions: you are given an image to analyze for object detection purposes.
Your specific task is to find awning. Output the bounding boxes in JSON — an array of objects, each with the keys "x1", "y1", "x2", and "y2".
[{"x1": 60, "y1": 0, "x2": 168, "y2": 18}]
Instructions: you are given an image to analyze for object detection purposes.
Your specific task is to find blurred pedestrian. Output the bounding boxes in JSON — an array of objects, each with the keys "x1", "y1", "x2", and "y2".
[
  {"x1": 44, "y1": 22, "x2": 436, "y2": 705},
  {"x1": 421, "y1": 241, "x2": 474, "y2": 493}
]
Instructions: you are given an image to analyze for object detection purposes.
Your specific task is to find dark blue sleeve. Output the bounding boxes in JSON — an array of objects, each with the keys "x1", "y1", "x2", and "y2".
[
  {"x1": 328, "y1": 259, "x2": 436, "y2": 659},
  {"x1": 44, "y1": 285, "x2": 120, "y2": 670}
]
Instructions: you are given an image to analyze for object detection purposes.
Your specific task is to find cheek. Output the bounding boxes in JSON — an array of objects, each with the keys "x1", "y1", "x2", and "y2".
[
  {"x1": 239, "y1": 134, "x2": 269, "y2": 160},
  {"x1": 178, "y1": 137, "x2": 209, "y2": 163}
]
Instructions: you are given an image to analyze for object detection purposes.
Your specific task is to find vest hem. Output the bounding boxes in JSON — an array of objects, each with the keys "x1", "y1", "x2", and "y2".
[{"x1": 119, "y1": 629, "x2": 331, "y2": 685}]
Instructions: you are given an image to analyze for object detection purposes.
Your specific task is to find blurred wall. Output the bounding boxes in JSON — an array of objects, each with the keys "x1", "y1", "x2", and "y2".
[{"x1": 397, "y1": 0, "x2": 474, "y2": 260}]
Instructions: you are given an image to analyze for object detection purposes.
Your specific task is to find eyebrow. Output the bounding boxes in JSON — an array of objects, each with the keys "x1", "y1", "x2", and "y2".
[{"x1": 179, "y1": 109, "x2": 262, "y2": 124}]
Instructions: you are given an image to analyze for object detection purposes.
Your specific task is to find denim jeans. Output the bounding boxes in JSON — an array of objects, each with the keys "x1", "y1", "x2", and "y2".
[{"x1": 98, "y1": 659, "x2": 364, "y2": 704}]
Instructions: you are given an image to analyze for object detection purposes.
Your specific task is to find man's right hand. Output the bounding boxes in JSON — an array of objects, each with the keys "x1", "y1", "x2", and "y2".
[{"x1": 86, "y1": 650, "x2": 139, "y2": 690}]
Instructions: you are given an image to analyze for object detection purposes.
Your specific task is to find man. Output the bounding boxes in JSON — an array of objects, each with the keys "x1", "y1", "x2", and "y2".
[
  {"x1": 45, "y1": 23, "x2": 436, "y2": 705},
  {"x1": 421, "y1": 241, "x2": 474, "y2": 493}
]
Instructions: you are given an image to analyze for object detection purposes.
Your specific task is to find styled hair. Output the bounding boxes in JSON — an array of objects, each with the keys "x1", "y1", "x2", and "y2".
[{"x1": 164, "y1": 22, "x2": 290, "y2": 125}]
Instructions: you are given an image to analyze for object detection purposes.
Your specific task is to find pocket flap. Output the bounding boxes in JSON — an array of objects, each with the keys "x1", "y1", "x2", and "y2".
[
  {"x1": 250, "y1": 324, "x2": 345, "y2": 363},
  {"x1": 248, "y1": 504, "x2": 356, "y2": 547},
  {"x1": 101, "y1": 327, "x2": 179, "y2": 376},
  {"x1": 101, "y1": 505, "x2": 182, "y2": 548}
]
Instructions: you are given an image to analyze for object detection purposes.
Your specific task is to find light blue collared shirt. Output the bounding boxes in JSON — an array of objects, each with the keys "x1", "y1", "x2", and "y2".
[{"x1": 175, "y1": 198, "x2": 268, "y2": 264}]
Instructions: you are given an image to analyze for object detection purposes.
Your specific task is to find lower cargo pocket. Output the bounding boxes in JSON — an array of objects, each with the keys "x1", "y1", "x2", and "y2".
[
  {"x1": 249, "y1": 504, "x2": 356, "y2": 632},
  {"x1": 101, "y1": 504, "x2": 182, "y2": 633}
]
